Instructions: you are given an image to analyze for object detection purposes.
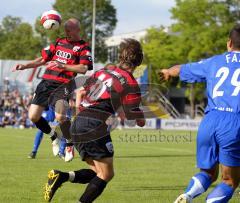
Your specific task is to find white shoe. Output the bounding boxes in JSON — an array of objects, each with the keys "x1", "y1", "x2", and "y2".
[
  {"x1": 52, "y1": 138, "x2": 60, "y2": 156},
  {"x1": 174, "y1": 194, "x2": 192, "y2": 203},
  {"x1": 64, "y1": 146, "x2": 74, "y2": 162}
]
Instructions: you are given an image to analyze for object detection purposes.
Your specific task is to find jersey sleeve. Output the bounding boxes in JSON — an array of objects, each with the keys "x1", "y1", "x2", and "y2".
[
  {"x1": 79, "y1": 45, "x2": 93, "y2": 70},
  {"x1": 179, "y1": 57, "x2": 213, "y2": 83},
  {"x1": 41, "y1": 43, "x2": 56, "y2": 62},
  {"x1": 119, "y1": 84, "x2": 144, "y2": 120}
]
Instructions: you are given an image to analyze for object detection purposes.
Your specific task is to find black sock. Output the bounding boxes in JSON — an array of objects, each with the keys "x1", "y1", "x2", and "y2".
[
  {"x1": 79, "y1": 176, "x2": 107, "y2": 203},
  {"x1": 60, "y1": 120, "x2": 72, "y2": 140},
  {"x1": 59, "y1": 172, "x2": 70, "y2": 183},
  {"x1": 34, "y1": 117, "x2": 51, "y2": 134},
  {"x1": 71, "y1": 169, "x2": 96, "y2": 184}
]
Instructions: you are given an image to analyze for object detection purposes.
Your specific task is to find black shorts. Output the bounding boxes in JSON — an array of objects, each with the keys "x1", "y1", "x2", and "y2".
[
  {"x1": 31, "y1": 80, "x2": 71, "y2": 108},
  {"x1": 71, "y1": 116, "x2": 114, "y2": 161}
]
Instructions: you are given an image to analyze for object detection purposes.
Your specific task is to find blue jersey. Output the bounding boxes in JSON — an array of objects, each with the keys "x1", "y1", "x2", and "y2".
[{"x1": 180, "y1": 51, "x2": 240, "y2": 113}]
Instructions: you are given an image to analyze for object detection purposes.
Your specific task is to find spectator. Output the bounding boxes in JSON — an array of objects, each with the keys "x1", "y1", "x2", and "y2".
[{"x1": 0, "y1": 86, "x2": 33, "y2": 128}]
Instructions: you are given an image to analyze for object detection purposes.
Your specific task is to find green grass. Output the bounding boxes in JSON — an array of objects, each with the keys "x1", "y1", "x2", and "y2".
[{"x1": 0, "y1": 128, "x2": 239, "y2": 203}]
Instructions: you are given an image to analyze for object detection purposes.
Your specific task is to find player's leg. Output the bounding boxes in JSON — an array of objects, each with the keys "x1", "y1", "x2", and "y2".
[
  {"x1": 206, "y1": 111, "x2": 240, "y2": 202},
  {"x1": 55, "y1": 99, "x2": 74, "y2": 162},
  {"x1": 206, "y1": 165, "x2": 240, "y2": 202},
  {"x1": 28, "y1": 129, "x2": 44, "y2": 159},
  {"x1": 174, "y1": 112, "x2": 218, "y2": 203},
  {"x1": 44, "y1": 158, "x2": 97, "y2": 202},
  {"x1": 28, "y1": 104, "x2": 56, "y2": 139},
  {"x1": 58, "y1": 137, "x2": 66, "y2": 159},
  {"x1": 79, "y1": 157, "x2": 114, "y2": 203}
]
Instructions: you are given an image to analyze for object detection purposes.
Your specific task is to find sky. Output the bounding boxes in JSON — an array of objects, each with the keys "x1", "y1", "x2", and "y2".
[{"x1": 0, "y1": 0, "x2": 176, "y2": 35}]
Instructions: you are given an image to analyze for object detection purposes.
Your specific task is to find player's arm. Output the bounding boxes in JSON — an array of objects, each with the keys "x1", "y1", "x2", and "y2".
[
  {"x1": 121, "y1": 91, "x2": 146, "y2": 127},
  {"x1": 57, "y1": 63, "x2": 89, "y2": 74},
  {"x1": 159, "y1": 58, "x2": 212, "y2": 83},
  {"x1": 13, "y1": 57, "x2": 46, "y2": 71},
  {"x1": 75, "y1": 88, "x2": 86, "y2": 107}
]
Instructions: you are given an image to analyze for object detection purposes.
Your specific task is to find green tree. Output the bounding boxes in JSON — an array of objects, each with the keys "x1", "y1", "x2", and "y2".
[
  {"x1": 143, "y1": 0, "x2": 238, "y2": 117},
  {"x1": 35, "y1": 0, "x2": 117, "y2": 62},
  {"x1": 0, "y1": 16, "x2": 42, "y2": 60}
]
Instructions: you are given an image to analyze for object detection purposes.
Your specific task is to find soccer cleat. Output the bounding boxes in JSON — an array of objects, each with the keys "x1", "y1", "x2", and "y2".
[
  {"x1": 44, "y1": 170, "x2": 65, "y2": 202},
  {"x1": 174, "y1": 194, "x2": 192, "y2": 203},
  {"x1": 64, "y1": 146, "x2": 74, "y2": 162},
  {"x1": 52, "y1": 138, "x2": 60, "y2": 156},
  {"x1": 28, "y1": 152, "x2": 36, "y2": 159}
]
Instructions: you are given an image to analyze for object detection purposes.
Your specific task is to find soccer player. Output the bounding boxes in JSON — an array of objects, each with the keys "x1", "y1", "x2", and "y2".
[
  {"x1": 160, "y1": 24, "x2": 240, "y2": 203},
  {"x1": 13, "y1": 18, "x2": 93, "y2": 162},
  {"x1": 28, "y1": 107, "x2": 67, "y2": 160},
  {"x1": 43, "y1": 39, "x2": 146, "y2": 202}
]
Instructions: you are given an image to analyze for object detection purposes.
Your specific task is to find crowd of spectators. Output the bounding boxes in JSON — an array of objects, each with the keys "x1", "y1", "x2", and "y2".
[{"x1": 0, "y1": 88, "x2": 34, "y2": 128}]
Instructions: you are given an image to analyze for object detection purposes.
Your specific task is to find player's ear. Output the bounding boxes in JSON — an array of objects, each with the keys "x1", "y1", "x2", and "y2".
[{"x1": 227, "y1": 39, "x2": 233, "y2": 51}]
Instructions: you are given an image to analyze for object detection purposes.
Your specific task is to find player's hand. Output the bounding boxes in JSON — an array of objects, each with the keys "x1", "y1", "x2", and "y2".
[
  {"x1": 136, "y1": 119, "x2": 146, "y2": 127},
  {"x1": 54, "y1": 61, "x2": 65, "y2": 69},
  {"x1": 12, "y1": 64, "x2": 26, "y2": 72},
  {"x1": 46, "y1": 61, "x2": 65, "y2": 69},
  {"x1": 158, "y1": 69, "x2": 170, "y2": 81}
]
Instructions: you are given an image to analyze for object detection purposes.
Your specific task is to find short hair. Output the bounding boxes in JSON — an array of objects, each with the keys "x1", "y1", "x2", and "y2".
[
  {"x1": 229, "y1": 24, "x2": 240, "y2": 49},
  {"x1": 119, "y1": 38, "x2": 143, "y2": 68}
]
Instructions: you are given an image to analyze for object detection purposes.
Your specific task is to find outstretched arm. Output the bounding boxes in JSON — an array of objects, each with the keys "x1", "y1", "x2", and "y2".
[{"x1": 13, "y1": 57, "x2": 46, "y2": 72}]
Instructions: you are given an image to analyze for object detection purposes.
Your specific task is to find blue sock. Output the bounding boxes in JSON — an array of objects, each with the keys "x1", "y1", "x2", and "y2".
[
  {"x1": 32, "y1": 130, "x2": 44, "y2": 153},
  {"x1": 206, "y1": 182, "x2": 234, "y2": 203},
  {"x1": 185, "y1": 171, "x2": 212, "y2": 198},
  {"x1": 59, "y1": 138, "x2": 67, "y2": 155}
]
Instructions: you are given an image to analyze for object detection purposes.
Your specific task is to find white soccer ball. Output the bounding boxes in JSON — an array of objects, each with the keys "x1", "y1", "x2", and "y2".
[{"x1": 41, "y1": 10, "x2": 62, "y2": 30}]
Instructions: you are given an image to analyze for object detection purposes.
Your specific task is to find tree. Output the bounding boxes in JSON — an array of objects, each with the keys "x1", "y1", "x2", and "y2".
[
  {"x1": 35, "y1": 0, "x2": 117, "y2": 62},
  {"x1": 0, "y1": 16, "x2": 42, "y2": 60},
  {"x1": 142, "y1": 27, "x2": 181, "y2": 84},
  {"x1": 143, "y1": 0, "x2": 239, "y2": 117},
  {"x1": 1, "y1": 16, "x2": 21, "y2": 33}
]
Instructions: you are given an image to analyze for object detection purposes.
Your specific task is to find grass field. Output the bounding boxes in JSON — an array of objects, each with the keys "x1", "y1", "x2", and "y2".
[{"x1": 0, "y1": 128, "x2": 239, "y2": 203}]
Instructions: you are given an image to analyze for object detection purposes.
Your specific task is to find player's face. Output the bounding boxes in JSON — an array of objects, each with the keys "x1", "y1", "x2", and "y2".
[{"x1": 66, "y1": 25, "x2": 80, "y2": 41}]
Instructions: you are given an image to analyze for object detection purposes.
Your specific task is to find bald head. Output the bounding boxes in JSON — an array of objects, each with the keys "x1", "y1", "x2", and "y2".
[
  {"x1": 64, "y1": 18, "x2": 81, "y2": 41},
  {"x1": 64, "y1": 18, "x2": 80, "y2": 30}
]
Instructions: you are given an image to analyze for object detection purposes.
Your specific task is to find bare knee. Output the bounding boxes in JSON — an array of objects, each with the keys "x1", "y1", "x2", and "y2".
[
  {"x1": 97, "y1": 170, "x2": 114, "y2": 182},
  {"x1": 55, "y1": 113, "x2": 68, "y2": 124},
  {"x1": 28, "y1": 105, "x2": 44, "y2": 123},
  {"x1": 220, "y1": 165, "x2": 240, "y2": 189},
  {"x1": 201, "y1": 166, "x2": 219, "y2": 183},
  {"x1": 222, "y1": 174, "x2": 239, "y2": 189},
  {"x1": 28, "y1": 111, "x2": 41, "y2": 123}
]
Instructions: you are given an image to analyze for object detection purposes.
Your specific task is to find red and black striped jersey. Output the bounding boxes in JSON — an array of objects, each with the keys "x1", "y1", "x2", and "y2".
[
  {"x1": 81, "y1": 65, "x2": 144, "y2": 120},
  {"x1": 41, "y1": 38, "x2": 93, "y2": 83}
]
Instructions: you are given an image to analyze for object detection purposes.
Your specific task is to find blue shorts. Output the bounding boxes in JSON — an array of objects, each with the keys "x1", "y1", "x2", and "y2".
[
  {"x1": 42, "y1": 107, "x2": 55, "y2": 123},
  {"x1": 197, "y1": 110, "x2": 240, "y2": 169}
]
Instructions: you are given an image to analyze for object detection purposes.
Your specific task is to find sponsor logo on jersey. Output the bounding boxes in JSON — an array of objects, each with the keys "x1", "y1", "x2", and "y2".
[
  {"x1": 73, "y1": 46, "x2": 81, "y2": 52},
  {"x1": 56, "y1": 58, "x2": 67, "y2": 64},
  {"x1": 56, "y1": 50, "x2": 71, "y2": 59}
]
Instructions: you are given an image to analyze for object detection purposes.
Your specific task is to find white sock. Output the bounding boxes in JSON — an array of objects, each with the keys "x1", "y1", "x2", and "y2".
[
  {"x1": 50, "y1": 129, "x2": 55, "y2": 137},
  {"x1": 68, "y1": 171, "x2": 75, "y2": 182},
  {"x1": 186, "y1": 177, "x2": 205, "y2": 198}
]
